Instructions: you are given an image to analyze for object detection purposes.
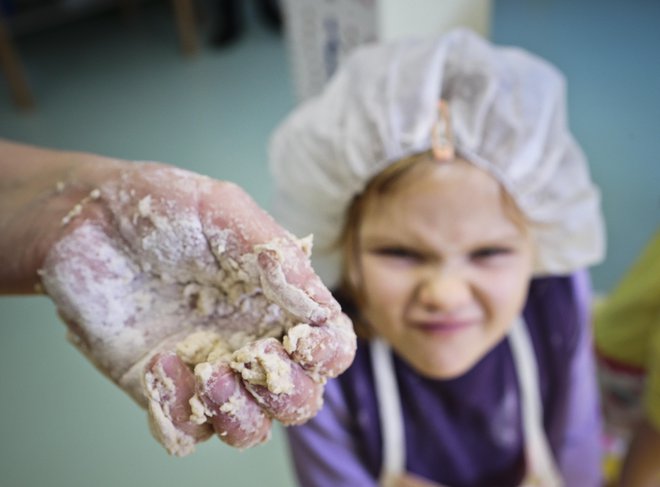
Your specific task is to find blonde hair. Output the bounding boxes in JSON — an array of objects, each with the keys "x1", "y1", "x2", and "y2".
[{"x1": 335, "y1": 151, "x2": 528, "y2": 339}]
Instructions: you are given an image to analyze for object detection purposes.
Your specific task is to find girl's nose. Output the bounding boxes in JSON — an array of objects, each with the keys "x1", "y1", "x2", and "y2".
[{"x1": 416, "y1": 268, "x2": 472, "y2": 312}]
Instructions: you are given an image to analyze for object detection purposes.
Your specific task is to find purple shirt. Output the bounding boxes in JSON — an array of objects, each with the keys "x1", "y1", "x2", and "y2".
[{"x1": 286, "y1": 272, "x2": 603, "y2": 487}]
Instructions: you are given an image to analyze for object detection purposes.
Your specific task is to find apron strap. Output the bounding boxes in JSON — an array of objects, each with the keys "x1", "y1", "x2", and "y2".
[
  {"x1": 509, "y1": 318, "x2": 564, "y2": 486},
  {"x1": 371, "y1": 338, "x2": 405, "y2": 486},
  {"x1": 371, "y1": 318, "x2": 564, "y2": 487}
]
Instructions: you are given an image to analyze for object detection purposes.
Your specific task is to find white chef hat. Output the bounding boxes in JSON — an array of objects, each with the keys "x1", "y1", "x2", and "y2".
[{"x1": 269, "y1": 28, "x2": 605, "y2": 286}]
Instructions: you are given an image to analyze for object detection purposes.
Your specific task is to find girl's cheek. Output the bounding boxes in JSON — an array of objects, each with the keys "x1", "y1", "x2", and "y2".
[
  {"x1": 481, "y1": 266, "x2": 531, "y2": 317},
  {"x1": 365, "y1": 265, "x2": 413, "y2": 301}
]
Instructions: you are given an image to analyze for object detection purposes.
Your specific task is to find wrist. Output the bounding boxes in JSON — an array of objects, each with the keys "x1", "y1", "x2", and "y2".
[{"x1": 0, "y1": 141, "x2": 128, "y2": 294}]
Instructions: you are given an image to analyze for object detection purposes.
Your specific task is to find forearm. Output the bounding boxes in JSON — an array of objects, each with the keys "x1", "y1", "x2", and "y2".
[
  {"x1": 618, "y1": 418, "x2": 660, "y2": 487},
  {"x1": 0, "y1": 139, "x2": 124, "y2": 294}
]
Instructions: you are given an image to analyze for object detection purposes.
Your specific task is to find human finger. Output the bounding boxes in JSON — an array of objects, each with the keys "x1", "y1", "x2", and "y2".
[
  {"x1": 144, "y1": 352, "x2": 213, "y2": 456},
  {"x1": 194, "y1": 361, "x2": 272, "y2": 449},
  {"x1": 198, "y1": 181, "x2": 339, "y2": 324},
  {"x1": 230, "y1": 338, "x2": 324, "y2": 425},
  {"x1": 283, "y1": 312, "x2": 356, "y2": 381}
]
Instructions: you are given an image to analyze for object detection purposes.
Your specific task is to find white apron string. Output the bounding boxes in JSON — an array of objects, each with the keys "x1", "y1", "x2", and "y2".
[
  {"x1": 508, "y1": 318, "x2": 563, "y2": 486},
  {"x1": 371, "y1": 337, "x2": 406, "y2": 486},
  {"x1": 371, "y1": 318, "x2": 564, "y2": 487}
]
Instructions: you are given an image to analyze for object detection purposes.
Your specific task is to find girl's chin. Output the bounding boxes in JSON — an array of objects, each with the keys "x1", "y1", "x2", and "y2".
[{"x1": 407, "y1": 353, "x2": 480, "y2": 380}]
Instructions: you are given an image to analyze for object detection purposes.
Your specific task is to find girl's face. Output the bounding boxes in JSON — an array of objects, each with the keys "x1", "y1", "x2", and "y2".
[{"x1": 355, "y1": 159, "x2": 534, "y2": 379}]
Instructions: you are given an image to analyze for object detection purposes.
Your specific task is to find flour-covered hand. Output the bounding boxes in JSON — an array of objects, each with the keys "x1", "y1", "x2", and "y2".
[{"x1": 38, "y1": 161, "x2": 356, "y2": 456}]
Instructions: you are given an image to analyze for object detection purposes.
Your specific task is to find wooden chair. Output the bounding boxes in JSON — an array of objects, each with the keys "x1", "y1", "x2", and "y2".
[
  {"x1": 0, "y1": 14, "x2": 34, "y2": 110},
  {"x1": 0, "y1": 0, "x2": 199, "y2": 111}
]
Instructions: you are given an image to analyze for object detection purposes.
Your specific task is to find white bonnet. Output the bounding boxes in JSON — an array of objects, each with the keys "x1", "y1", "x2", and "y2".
[{"x1": 269, "y1": 28, "x2": 605, "y2": 286}]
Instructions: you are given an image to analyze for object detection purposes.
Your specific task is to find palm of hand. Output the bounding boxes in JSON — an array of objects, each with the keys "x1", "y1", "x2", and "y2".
[{"x1": 40, "y1": 163, "x2": 355, "y2": 455}]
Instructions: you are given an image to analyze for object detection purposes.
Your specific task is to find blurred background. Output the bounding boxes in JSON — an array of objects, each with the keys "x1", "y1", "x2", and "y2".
[{"x1": 0, "y1": 0, "x2": 658, "y2": 485}]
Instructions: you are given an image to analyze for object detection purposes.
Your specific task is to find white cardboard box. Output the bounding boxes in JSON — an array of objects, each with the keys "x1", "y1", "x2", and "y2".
[{"x1": 282, "y1": 0, "x2": 492, "y2": 102}]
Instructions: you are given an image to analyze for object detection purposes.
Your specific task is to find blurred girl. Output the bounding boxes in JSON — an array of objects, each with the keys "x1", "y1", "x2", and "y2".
[{"x1": 269, "y1": 29, "x2": 605, "y2": 486}]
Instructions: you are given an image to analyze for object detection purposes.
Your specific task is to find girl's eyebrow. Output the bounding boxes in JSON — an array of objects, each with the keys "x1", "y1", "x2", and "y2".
[
  {"x1": 361, "y1": 240, "x2": 406, "y2": 250},
  {"x1": 360, "y1": 233, "x2": 415, "y2": 245},
  {"x1": 476, "y1": 232, "x2": 526, "y2": 243},
  {"x1": 363, "y1": 227, "x2": 524, "y2": 242}
]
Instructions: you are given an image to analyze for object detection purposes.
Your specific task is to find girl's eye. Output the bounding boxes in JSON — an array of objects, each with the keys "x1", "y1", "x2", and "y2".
[
  {"x1": 470, "y1": 247, "x2": 512, "y2": 260},
  {"x1": 373, "y1": 247, "x2": 424, "y2": 262}
]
